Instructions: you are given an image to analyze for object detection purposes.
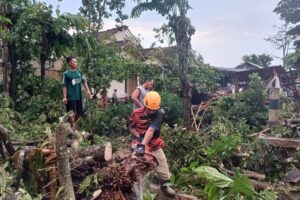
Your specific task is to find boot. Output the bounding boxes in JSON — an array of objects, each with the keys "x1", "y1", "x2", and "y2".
[{"x1": 160, "y1": 182, "x2": 176, "y2": 198}]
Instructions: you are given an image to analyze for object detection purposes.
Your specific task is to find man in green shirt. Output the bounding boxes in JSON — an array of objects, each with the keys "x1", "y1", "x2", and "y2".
[{"x1": 62, "y1": 56, "x2": 91, "y2": 130}]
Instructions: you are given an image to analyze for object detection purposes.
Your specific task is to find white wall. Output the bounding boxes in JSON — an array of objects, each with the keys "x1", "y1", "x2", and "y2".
[{"x1": 107, "y1": 80, "x2": 127, "y2": 98}]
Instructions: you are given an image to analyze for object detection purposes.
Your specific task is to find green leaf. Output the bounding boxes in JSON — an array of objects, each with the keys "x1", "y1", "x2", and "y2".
[
  {"x1": 180, "y1": 167, "x2": 189, "y2": 173},
  {"x1": 259, "y1": 190, "x2": 278, "y2": 200},
  {"x1": 169, "y1": 175, "x2": 176, "y2": 184},
  {"x1": 227, "y1": 176, "x2": 255, "y2": 198},
  {"x1": 175, "y1": 175, "x2": 186, "y2": 186},
  {"x1": 195, "y1": 166, "x2": 233, "y2": 188},
  {"x1": 189, "y1": 161, "x2": 199, "y2": 169},
  {"x1": 143, "y1": 190, "x2": 156, "y2": 200},
  {"x1": 204, "y1": 182, "x2": 220, "y2": 200}
]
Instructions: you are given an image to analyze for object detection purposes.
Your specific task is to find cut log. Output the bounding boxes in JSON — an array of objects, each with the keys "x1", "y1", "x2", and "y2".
[
  {"x1": 240, "y1": 169, "x2": 266, "y2": 180},
  {"x1": 113, "y1": 149, "x2": 132, "y2": 160},
  {"x1": 259, "y1": 133, "x2": 300, "y2": 148},
  {"x1": 286, "y1": 118, "x2": 300, "y2": 124},
  {"x1": 71, "y1": 142, "x2": 112, "y2": 162},
  {"x1": 219, "y1": 166, "x2": 266, "y2": 180},
  {"x1": 219, "y1": 166, "x2": 270, "y2": 192},
  {"x1": 0, "y1": 124, "x2": 15, "y2": 156},
  {"x1": 56, "y1": 123, "x2": 75, "y2": 200}
]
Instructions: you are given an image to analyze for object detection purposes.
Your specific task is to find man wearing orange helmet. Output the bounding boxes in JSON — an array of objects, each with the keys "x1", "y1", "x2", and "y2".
[{"x1": 129, "y1": 91, "x2": 175, "y2": 199}]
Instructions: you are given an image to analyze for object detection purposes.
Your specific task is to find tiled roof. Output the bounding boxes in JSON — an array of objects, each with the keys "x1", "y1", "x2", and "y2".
[{"x1": 97, "y1": 25, "x2": 128, "y2": 37}]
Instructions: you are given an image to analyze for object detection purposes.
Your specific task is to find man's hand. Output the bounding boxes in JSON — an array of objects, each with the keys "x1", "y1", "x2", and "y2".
[
  {"x1": 129, "y1": 127, "x2": 140, "y2": 138},
  {"x1": 134, "y1": 144, "x2": 145, "y2": 156},
  {"x1": 63, "y1": 98, "x2": 67, "y2": 104},
  {"x1": 86, "y1": 91, "x2": 92, "y2": 99}
]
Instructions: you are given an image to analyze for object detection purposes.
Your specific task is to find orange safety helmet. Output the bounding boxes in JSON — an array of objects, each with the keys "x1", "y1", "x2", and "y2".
[{"x1": 143, "y1": 91, "x2": 161, "y2": 110}]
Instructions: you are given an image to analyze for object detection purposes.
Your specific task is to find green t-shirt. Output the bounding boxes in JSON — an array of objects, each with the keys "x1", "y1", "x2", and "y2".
[{"x1": 63, "y1": 69, "x2": 86, "y2": 100}]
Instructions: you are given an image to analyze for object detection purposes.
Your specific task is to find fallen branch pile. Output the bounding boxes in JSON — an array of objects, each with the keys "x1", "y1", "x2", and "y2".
[
  {"x1": 0, "y1": 120, "x2": 159, "y2": 200},
  {"x1": 191, "y1": 94, "x2": 222, "y2": 131}
]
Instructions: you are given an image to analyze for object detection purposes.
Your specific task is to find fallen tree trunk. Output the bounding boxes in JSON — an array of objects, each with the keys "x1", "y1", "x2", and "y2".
[
  {"x1": 240, "y1": 169, "x2": 266, "y2": 180},
  {"x1": 56, "y1": 123, "x2": 75, "y2": 200},
  {"x1": 219, "y1": 166, "x2": 266, "y2": 181},
  {"x1": 71, "y1": 143, "x2": 112, "y2": 162},
  {"x1": 0, "y1": 124, "x2": 15, "y2": 156},
  {"x1": 219, "y1": 166, "x2": 271, "y2": 192},
  {"x1": 259, "y1": 133, "x2": 300, "y2": 148}
]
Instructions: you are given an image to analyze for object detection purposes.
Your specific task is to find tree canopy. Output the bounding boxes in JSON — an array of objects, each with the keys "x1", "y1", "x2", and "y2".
[
  {"x1": 80, "y1": 0, "x2": 128, "y2": 33},
  {"x1": 238, "y1": 54, "x2": 273, "y2": 67},
  {"x1": 274, "y1": 0, "x2": 300, "y2": 69}
]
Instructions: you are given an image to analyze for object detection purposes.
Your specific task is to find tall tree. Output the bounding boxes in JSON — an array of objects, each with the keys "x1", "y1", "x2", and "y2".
[
  {"x1": 155, "y1": 47, "x2": 220, "y2": 94},
  {"x1": 0, "y1": 16, "x2": 10, "y2": 93},
  {"x1": 14, "y1": 3, "x2": 86, "y2": 96},
  {"x1": 0, "y1": 0, "x2": 32, "y2": 101},
  {"x1": 132, "y1": 0, "x2": 195, "y2": 128},
  {"x1": 266, "y1": 24, "x2": 296, "y2": 67},
  {"x1": 239, "y1": 54, "x2": 273, "y2": 67},
  {"x1": 80, "y1": 0, "x2": 127, "y2": 33},
  {"x1": 274, "y1": 0, "x2": 300, "y2": 69}
]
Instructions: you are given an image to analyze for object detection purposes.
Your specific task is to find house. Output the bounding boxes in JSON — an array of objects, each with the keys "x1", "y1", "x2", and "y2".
[
  {"x1": 235, "y1": 61, "x2": 264, "y2": 70},
  {"x1": 32, "y1": 58, "x2": 65, "y2": 81},
  {"x1": 96, "y1": 26, "x2": 146, "y2": 99},
  {"x1": 215, "y1": 62, "x2": 288, "y2": 88}
]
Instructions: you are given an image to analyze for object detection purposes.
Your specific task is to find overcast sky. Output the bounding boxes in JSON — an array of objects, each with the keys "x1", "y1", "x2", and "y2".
[{"x1": 42, "y1": 0, "x2": 284, "y2": 68}]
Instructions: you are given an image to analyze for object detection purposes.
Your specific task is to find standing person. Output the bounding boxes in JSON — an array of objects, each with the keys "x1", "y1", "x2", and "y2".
[
  {"x1": 62, "y1": 56, "x2": 91, "y2": 130},
  {"x1": 131, "y1": 78, "x2": 154, "y2": 110},
  {"x1": 112, "y1": 89, "x2": 118, "y2": 104},
  {"x1": 129, "y1": 91, "x2": 176, "y2": 199}
]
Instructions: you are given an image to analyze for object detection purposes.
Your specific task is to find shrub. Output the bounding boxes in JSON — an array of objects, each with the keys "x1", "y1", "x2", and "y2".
[
  {"x1": 90, "y1": 103, "x2": 131, "y2": 137},
  {"x1": 214, "y1": 73, "x2": 267, "y2": 130},
  {"x1": 161, "y1": 125, "x2": 206, "y2": 173},
  {"x1": 160, "y1": 91, "x2": 183, "y2": 126}
]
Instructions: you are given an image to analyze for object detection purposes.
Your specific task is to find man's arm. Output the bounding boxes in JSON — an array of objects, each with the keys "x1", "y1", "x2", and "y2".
[
  {"x1": 141, "y1": 127, "x2": 155, "y2": 146},
  {"x1": 142, "y1": 111, "x2": 163, "y2": 146},
  {"x1": 82, "y1": 80, "x2": 91, "y2": 99},
  {"x1": 62, "y1": 73, "x2": 67, "y2": 104},
  {"x1": 131, "y1": 88, "x2": 143, "y2": 107},
  {"x1": 63, "y1": 86, "x2": 67, "y2": 104}
]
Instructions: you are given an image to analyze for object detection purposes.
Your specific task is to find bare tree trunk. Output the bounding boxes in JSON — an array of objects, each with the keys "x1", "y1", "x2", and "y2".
[
  {"x1": 9, "y1": 45, "x2": 17, "y2": 103},
  {"x1": 181, "y1": 79, "x2": 192, "y2": 129},
  {"x1": 170, "y1": 15, "x2": 194, "y2": 129},
  {"x1": 289, "y1": 69, "x2": 299, "y2": 101},
  {"x1": 2, "y1": 36, "x2": 9, "y2": 93},
  {"x1": 56, "y1": 123, "x2": 75, "y2": 200},
  {"x1": 40, "y1": 53, "x2": 47, "y2": 97},
  {"x1": 0, "y1": 124, "x2": 15, "y2": 156}
]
